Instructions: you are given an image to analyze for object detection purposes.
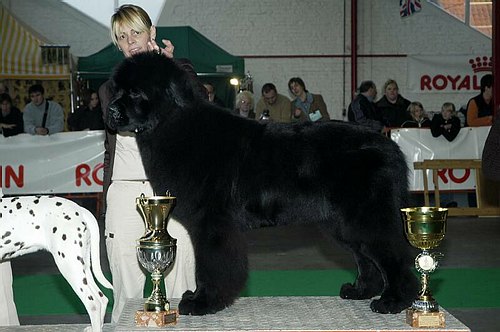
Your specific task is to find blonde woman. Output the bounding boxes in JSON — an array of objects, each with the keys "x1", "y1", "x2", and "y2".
[
  {"x1": 99, "y1": 5, "x2": 196, "y2": 322},
  {"x1": 401, "y1": 101, "x2": 431, "y2": 128},
  {"x1": 233, "y1": 90, "x2": 256, "y2": 119},
  {"x1": 430, "y1": 102, "x2": 461, "y2": 142}
]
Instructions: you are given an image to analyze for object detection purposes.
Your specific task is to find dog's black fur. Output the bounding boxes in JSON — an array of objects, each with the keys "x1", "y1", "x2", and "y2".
[{"x1": 107, "y1": 52, "x2": 419, "y2": 316}]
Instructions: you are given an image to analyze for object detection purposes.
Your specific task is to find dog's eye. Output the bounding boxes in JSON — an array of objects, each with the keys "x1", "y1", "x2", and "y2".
[{"x1": 129, "y1": 89, "x2": 142, "y2": 99}]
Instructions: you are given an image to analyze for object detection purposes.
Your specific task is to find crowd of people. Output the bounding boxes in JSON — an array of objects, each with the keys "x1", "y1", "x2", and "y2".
[
  {"x1": 203, "y1": 74, "x2": 494, "y2": 141},
  {"x1": 0, "y1": 83, "x2": 105, "y2": 138},
  {"x1": 1, "y1": 72, "x2": 493, "y2": 141},
  {"x1": 346, "y1": 74, "x2": 494, "y2": 141}
]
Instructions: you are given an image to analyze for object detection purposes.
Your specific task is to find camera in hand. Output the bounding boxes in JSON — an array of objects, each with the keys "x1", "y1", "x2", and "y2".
[{"x1": 260, "y1": 109, "x2": 270, "y2": 121}]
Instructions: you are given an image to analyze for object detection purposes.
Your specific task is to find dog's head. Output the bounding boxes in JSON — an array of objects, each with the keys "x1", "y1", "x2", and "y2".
[{"x1": 107, "y1": 52, "x2": 195, "y2": 134}]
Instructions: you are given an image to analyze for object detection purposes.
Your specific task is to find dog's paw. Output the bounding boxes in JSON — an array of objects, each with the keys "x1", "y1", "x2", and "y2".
[
  {"x1": 340, "y1": 282, "x2": 380, "y2": 300},
  {"x1": 178, "y1": 296, "x2": 218, "y2": 315},
  {"x1": 340, "y1": 283, "x2": 358, "y2": 299},
  {"x1": 370, "y1": 296, "x2": 409, "y2": 314},
  {"x1": 178, "y1": 290, "x2": 228, "y2": 315}
]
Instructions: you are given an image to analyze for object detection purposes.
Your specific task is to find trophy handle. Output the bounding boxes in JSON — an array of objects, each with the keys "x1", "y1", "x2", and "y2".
[{"x1": 136, "y1": 193, "x2": 149, "y2": 230}]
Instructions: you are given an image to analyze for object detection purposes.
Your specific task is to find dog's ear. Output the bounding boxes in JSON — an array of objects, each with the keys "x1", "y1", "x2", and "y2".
[{"x1": 166, "y1": 58, "x2": 203, "y2": 108}]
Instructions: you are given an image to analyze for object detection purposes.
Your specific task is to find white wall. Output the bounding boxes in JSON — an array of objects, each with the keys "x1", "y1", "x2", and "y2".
[{"x1": 158, "y1": 0, "x2": 491, "y2": 119}]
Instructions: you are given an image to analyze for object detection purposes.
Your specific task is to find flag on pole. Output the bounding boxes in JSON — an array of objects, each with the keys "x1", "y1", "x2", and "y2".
[{"x1": 400, "y1": 0, "x2": 422, "y2": 17}]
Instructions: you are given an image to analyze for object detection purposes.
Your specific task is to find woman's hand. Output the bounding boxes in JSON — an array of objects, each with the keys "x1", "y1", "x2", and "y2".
[{"x1": 148, "y1": 39, "x2": 175, "y2": 58}]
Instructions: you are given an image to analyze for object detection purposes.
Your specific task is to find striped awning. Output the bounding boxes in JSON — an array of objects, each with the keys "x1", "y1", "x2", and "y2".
[{"x1": 0, "y1": 5, "x2": 70, "y2": 79}]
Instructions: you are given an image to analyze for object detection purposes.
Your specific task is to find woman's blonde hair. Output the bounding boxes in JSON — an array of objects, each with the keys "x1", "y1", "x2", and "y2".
[
  {"x1": 407, "y1": 101, "x2": 425, "y2": 119},
  {"x1": 235, "y1": 90, "x2": 254, "y2": 109},
  {"x1": 441, "y1": 102, "x2": 456, "y2": 115},
  {"x1": 110, "y1": 5, "x2": 152, "y2": 46}
]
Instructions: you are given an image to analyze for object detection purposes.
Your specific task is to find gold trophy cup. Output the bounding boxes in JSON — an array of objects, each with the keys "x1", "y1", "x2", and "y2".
[
  {"x1": 134, "y1": 193, "x2": 178, "y2": 327},
  {"x1": 401, "y1": 207, "x2": 448, "y2": 328}
]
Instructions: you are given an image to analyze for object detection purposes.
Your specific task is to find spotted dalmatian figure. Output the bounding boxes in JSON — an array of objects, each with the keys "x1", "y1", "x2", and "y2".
[{"x1": 0, "y1": 194, "x2": 113, "y2": 332}]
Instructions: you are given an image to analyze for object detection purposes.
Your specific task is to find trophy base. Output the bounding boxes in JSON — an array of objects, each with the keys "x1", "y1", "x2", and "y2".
[
  {"x1": 134, "y1": 309, "x2": 178, "y2": 327},
  {"x1": 406, "y1": 308, "x2": 445, "y2": 328}
]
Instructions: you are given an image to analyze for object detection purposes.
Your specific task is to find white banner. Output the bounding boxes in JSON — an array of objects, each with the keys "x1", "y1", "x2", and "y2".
[
  {"x1": 0, "y1": 128, "x2": 491, "y2": 195},
  {"x1": 0, "y1": 131, "x2": 104, "y2": 195},
  {"x1": 391, "y1": 127, "x2": 491, "y2": 191},
  {"x1": 407, "y1": 54, "x2": 492, "y2": 94}
]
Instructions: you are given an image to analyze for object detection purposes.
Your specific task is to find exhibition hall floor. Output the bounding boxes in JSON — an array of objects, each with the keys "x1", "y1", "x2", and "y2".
[{"x1": 10, "y1": 215, "x2": 500, "y2": 331}]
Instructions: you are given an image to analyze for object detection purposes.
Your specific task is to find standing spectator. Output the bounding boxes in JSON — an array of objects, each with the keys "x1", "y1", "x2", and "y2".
[
  {"x1": 431, "y1": 102, "x2": 461, "y2": 142},
  {"x1": 67, "y1": 89, "x2": 104, "y2": 131},
  {"x1": 203, "y1": 82, "x2": 225, "y2": 108},
  {"x1": 401, "y1": 101, "x2": 431, "y2": 128},
  {"x1": 348, "y1": 80, "x2": 385, "y2": 133},
  {"x1": 23, "y1": 84, "x2": 64, "y2": 135},
  {"x1": 233, "y1": 90, "x2": 256, "y2": 119},
  {"x1": 0, "y1": 93, "x2": 24, "y2": 137},
  {"x1": 466, "y1": 74, "x2": 493, "y2": 127},
  {"x1": 375, "y1": 79, "x2": 412, "y2": 127},
  {"x1": 255, "y1": 83, "x2": 291, "y2": 123},
  {"x1": 288, "y1": 77, "x2": 330, "y2": 122}
]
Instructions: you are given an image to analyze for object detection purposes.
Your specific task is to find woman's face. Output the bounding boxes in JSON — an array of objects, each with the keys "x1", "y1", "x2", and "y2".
[
  {"x1": 289, "y1": 82, "x2": 304, "y2": 97},
  {"x1": 442, "y1": 108, "x2": 452, "y2": 120},
  {"x1": 239, "y1": 96, "x2": 252, "y2": 111},
  {"x1": 117, "y1": 24, "x2": 155, "y2": 58},
  {"x1": 89, "y1": 92, "x2": 99, "y2": 109},
  {"x1": 385, "y1": 83, "x2": 399, "y2": 103},
  {"x1": 413, "y1": 106, "x2": 423, "y2": 119},
  {"x1": 1, "y1": 99, "x2": 11, "y2": 114}
]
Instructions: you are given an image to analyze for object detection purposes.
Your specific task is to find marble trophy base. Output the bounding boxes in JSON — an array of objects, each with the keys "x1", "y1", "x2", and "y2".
[
  {"x1": 406, "y1": 308, "x2": 446, "y2": 328},
  {"x1": 134, "y1": 309, "x2": 178, "y2": 327}
]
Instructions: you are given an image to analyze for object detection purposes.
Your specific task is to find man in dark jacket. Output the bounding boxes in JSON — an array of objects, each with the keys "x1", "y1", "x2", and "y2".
[
  {"x1": 348, "y1": 80, "x2": 385, "y2": 133},
  {"x1": 375, "y1": 79, "x2": 412, "y2": 128}
]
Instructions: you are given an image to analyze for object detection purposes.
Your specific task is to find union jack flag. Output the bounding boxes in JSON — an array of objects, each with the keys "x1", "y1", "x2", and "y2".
[{"x1": 400, "y1": 0, "x2": 422, "y2": 17}]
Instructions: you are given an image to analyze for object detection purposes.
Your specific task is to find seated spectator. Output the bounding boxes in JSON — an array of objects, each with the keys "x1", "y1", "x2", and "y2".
[
  {"x1": 233, "y1": 90, "x2": 256, "y2": 119},
  {"x1": 288, "y1": 77, "x2": 330, "y2": 122},
  {"x1": 255, "y1": 83, "x2": 291, "y2": 123},
  {"x1": 376, "y1": 79, "x2": 412, "y2": 127},
  {"x1": 23, "y1": 84, "x2": 64, "y2": 136},
  {"x1": 466, "y1": 74, "x2": 493, "y2": 127},
  {"x1": 203, "y1": 82, "x2": 225, "y2": 108},
  {"x1": 431, "y1": 102, "x2": 461, "y2": 142},
  {"x1": 401, "y1": 101, "x2": 431, "y2": 128},
  {"x1": 0, "y1": 93, "x2": 24, "y2": 137},
  {"x1": 348, "y1": 80, "x2": 385, "y2": 133},
  {"x1": 67, "y1": 89, "x2": 104, "y2": 131}
]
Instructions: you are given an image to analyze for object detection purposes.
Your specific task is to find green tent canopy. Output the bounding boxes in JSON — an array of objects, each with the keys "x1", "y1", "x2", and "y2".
[{"x1": 77, "y1": 26, "x2": 245, "y2": 79}]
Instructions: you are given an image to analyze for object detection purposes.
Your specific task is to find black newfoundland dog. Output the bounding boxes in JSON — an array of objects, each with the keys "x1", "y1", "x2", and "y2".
[{"x1": 107, "y1": 53, "x2": 419, "y2": 316}]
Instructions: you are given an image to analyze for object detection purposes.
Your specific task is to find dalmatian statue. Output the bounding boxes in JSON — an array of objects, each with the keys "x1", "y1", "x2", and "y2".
[{"x1": 0, "y1": 191, "x2": 113, "y2": 332}]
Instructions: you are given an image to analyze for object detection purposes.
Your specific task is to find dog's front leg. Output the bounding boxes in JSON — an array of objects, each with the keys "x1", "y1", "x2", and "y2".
[{"x1": 178, "y1": 215, "x2": 248, "y2": 315}]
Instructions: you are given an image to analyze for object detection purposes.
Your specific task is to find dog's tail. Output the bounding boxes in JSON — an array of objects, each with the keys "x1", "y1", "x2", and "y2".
[{"x1": 84, "y1": 209, "x2": 114, "y2": 290}]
